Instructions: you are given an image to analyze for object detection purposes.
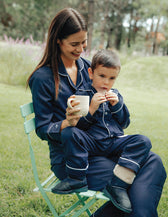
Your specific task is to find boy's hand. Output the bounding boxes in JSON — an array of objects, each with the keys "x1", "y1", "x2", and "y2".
[
  {"x1": 105, "y1": 91, "x2": 119, "y2": 106},
  {"x1": 89, "y1": 93, "x2": 106, "y2": 115}
]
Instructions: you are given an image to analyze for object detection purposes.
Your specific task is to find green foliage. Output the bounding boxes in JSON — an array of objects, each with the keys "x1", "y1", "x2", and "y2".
[
  {"x1": 0, "y1": 0, "x2": 81, "y2": 41},
  {"x1": 0, "y1": 44, "x2": 168, "y2": 216},
  {"x1": 1, "y1": 0, "x2": 168, "y2": 52}
]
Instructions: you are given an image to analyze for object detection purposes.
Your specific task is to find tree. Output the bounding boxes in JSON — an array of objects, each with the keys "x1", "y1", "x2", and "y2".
[
  {"x1": 0, "y1": 0, "x2": 13, "y2": 28},
  {"x1": 87, "y1": 0, "x2": 95, "y2": 52},
  {"x1": 105, "y1": 0, "x2": 130, "y2": 50}
]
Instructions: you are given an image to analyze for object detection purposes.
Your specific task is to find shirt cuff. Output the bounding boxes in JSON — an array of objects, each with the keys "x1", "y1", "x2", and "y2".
[
  {"x1": 47, "y1": 121, "x2": 62, "y2": 141},
  {"x1": 109, "y1": 101, "x2": 123, "y2": 113},
  {"x1": 76, "y1": 112, "x2": 97, "y2": 130}
]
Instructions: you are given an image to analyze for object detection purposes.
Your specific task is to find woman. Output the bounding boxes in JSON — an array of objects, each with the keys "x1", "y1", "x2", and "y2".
[{"x1": 27, "y1": 8, "x2": 166, "y2": 217}]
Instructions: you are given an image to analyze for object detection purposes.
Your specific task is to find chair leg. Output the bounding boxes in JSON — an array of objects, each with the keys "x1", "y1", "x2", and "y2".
[
  {"x1": 76, "y1": 194, "x2": 92, "y2": 216},
  {"x1": 39, "y1": 187, "x2": 59, "y2": 217}
]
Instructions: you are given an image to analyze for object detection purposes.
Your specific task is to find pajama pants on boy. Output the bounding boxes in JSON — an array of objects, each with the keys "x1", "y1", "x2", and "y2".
[{"x1": 61, "y1": 126, "x2": 152, "y2": 179}]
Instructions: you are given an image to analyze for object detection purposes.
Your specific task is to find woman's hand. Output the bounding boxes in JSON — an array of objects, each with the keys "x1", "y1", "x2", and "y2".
[
  {"x1": 65, "y1": 95, "x2": 82, "y2": 126},
  {"x1": 89, "y1": 93, "x2": 106, "y2": 115},
  {"x1": 105, "y1": 91, "x2": 119, "y2": 106},
  {"x1": 61, "y1": 96, "x2": 82, "y2": 131}
]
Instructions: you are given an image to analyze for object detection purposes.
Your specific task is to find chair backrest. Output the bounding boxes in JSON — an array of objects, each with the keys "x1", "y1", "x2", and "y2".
[
  {"x1": 20, "y1": 102, "x2": 35, "y2": 134},
  {"x1": 20, "y1": 102, "x2": 34, "y2": 117}
]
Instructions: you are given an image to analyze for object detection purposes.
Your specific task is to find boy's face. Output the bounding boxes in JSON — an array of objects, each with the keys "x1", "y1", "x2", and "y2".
[{"x1": 88, "y1": 65, "x2": 119, "y2": 94}]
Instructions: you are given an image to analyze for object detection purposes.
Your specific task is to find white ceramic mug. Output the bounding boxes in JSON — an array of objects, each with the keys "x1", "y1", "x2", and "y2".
[{"x1": 67, "y1": 95, "x2": 89, "y2": 116}]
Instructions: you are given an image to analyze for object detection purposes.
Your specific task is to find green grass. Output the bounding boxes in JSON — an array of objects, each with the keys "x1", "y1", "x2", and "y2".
[{"x1": 0, "y1": 42, "x2": 168, "y2": 216}]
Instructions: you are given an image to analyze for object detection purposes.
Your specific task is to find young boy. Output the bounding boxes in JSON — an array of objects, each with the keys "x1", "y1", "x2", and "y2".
[{"x1": 52, "y1": 50, "x2": 152, "y2": 213}]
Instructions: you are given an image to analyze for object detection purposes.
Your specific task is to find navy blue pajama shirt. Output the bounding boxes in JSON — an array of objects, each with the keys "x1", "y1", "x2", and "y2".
[{"x1": 62, "y1": 84, "x2": 152, "y2": 178}]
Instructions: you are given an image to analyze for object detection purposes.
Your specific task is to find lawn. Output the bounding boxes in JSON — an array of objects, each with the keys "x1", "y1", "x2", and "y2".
[{"x1": 0, "y1": 42, "x2": 168, "y2": 216}]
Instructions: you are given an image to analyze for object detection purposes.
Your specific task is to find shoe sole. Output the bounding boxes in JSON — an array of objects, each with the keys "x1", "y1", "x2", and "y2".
[
  {"x1": 52, "y1": 186, "x2": 88, "y2": 194},
  {"x1": 103, "y1": 188, "x2": 132, "y2": 214}
]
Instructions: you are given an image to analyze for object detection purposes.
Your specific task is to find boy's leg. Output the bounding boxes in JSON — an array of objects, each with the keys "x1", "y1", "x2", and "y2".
[
  {"x1": 62, "y1": 126, "x2": 100, "y2": 178},
  {"x1": 113, "y1": 134, "x2": 152, "y2": 173},
  {"x1": 52, "y1": 126, "x2": 99, "y2": 194},
  {"x1": 103, "y1": 134, "x2": 152, "y2": 213}
]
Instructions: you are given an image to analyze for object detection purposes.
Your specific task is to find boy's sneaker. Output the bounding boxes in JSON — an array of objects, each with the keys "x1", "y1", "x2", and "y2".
[{"x1": 51, "y1": 177, "x2": 88, "y2": 194}]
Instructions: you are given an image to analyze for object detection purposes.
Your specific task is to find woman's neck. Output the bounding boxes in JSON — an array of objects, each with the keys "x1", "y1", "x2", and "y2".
[
  {"x1": 61, "y1": 57, "x2": 78, "y2": 85},
  {"x1": 61, "y1": 56, "x2": 76, "y2": 68}
]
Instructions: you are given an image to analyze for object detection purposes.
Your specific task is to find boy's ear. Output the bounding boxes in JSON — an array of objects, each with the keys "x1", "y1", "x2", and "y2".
[{"x1": 88, "y1": 67, "x2": 93, "y2": 80}]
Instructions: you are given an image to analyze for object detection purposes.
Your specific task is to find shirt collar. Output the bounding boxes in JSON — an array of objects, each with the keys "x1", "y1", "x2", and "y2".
[
  {"x1": 58, "y1": 58, "x2": 84, "y2": 89},
  {"x1": 83, "y1": 82, "x2": 97, "y2": 94}
]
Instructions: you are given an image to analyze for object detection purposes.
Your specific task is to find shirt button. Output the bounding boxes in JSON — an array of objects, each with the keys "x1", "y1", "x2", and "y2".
[
  {"x1": 55, "y1": 124, "x2": 58, "y2": 128},
  {"x1": 105, "y1": 112, "x2": 108, "y2": 115},
  {"x1": 106, "y1": 123, "x2": 109, "y2": 126}
]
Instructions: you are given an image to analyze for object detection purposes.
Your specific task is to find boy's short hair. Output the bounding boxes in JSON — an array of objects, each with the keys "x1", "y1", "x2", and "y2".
[{"x1": 91, "y1": 49, "x2": 121, "y2": 72}]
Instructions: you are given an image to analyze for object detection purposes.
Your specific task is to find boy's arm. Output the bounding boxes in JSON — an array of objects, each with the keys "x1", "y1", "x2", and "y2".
[
  {"x1": 76, "y1": 92, "x2": 106, "y2": 130},
  {"x1": 76, "y1": 112, "x2": 97, "y2": 130},
  {"x1": 108, "y1": 91, "x2": 130, "y2": 129}
]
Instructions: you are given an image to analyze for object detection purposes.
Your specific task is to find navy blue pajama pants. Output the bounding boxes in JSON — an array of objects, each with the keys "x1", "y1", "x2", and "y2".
[
  {"x1": 61, "y1": 126, "x2": 152, "y2": 178},
  {"x1": 51, "y1": 127, "x2": 166, "y2": 217}
]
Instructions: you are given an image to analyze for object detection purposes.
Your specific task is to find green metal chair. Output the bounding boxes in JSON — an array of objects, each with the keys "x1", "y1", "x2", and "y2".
[{"x1": 20, "y1": 102, "x2": 109, "y2": 217}]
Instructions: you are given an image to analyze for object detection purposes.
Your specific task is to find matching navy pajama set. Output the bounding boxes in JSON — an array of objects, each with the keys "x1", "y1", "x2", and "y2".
[
  {"x1": 29, "y1": 57, "x2": 166, "y2": 217},
  {"x1": 62, "y1": 85, "x2": 152, "y2": 179}
]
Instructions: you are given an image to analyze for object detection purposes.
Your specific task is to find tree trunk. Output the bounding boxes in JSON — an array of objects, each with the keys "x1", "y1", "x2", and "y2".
[
  {"x1": 127, "y1": 7, "x2": 133, "y2": 48},
  {"x1": 99, "y1": 0, "x2": 110, "y2": 49},
  {"x1": 87, "y1": 0, "x2": 94, "y2": 53},
  {"x1": 0, "y1": 0, "x2": 13, "y2": 27},
  {"x1": 152, "y1": 17, "x2": 161, "y2": 55},
  {"x1": 106, "y1": 11, "x2": 115, "y2": 49},
  {"x1": 114, "y1": 15, "x2": 123, "y2": 50},
  {"x1": 115, "y1": 24, "x2": 123, "y2": 50}
]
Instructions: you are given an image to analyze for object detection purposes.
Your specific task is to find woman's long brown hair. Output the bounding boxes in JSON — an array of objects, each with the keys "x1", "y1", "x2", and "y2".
[{"x1": 27, "y1": 8, "x2": 87, "y2": 98}]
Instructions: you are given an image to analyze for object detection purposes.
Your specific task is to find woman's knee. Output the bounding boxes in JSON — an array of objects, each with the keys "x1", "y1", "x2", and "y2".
[
  {"x1": 137, "y1": 134, "x2": 152, "y2": 151},
  {"x1": 148, "y1": 152, "x2": 167, "y2": 180},
  {"x1": 136, "y1": 151, "x2": 166, "y2": 187}
]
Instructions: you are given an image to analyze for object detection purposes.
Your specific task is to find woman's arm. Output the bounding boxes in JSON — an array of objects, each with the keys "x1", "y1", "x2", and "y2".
[{"x1": 29, "y1": 70, "x2": 65, "y2": 142}]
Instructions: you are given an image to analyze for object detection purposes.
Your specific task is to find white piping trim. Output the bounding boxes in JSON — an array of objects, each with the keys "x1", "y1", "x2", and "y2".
[
  {"x1": 119, "y1": 157, "x2": 140, "y2": 168},
  {"x1": 111, "y1": 103, "x2": 123, "y2": 114},
  {"x1": 83, "y1": 116, "x2": 93, "y2": 123},
  {"x1": 102, "y1": 103, "x2": 111, "y2": 137},
  {"x1": 117, "y1": 135, "x2": 128, "y2": 138},
  {"x1": 66, "y1": 164, "x2": 89, "y2": 171},
  {"x1": 77, "y1": 88, "x2": 95, "y2": 95},
  {"x1": 47, "y1": 123, "x2": 55, "y2": 134}
]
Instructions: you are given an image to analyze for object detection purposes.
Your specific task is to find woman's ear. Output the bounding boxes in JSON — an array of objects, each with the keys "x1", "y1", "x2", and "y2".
[{"x1": 88, "y1": 67, "x2": 93, "y2": 80}]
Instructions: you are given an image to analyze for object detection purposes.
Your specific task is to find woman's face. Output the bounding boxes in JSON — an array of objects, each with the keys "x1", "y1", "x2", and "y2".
[{"x1": 57, "y1": 31, "x2": 87, "y2": 62}]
